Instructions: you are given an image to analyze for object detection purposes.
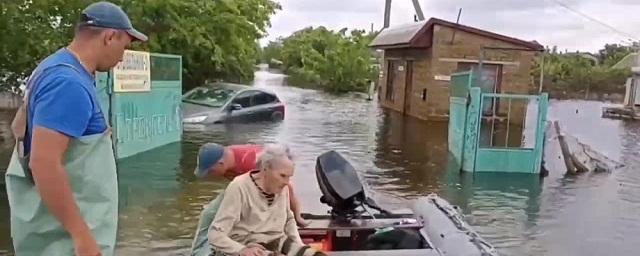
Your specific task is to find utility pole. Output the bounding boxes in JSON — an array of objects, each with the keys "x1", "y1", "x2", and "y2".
[
  {"x1": 411, "y1": 0, "x2": 425, "y2": 21},
  {"x1": 384, "y1": 0, "x2": 392, "y2": 28},
  {"x1": 384, "y1": 0, "x2": 425, "y2": 29}
]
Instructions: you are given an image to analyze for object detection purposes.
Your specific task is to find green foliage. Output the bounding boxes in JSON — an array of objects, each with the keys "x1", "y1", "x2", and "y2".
[
  {"x1": 533, "y1": 44, "x2": 635, "y2": 99},
  {"x1": 276, "y1": 26, "x2": 379, "y2": 94},
  {"x1": 0, "y1": 0, "x2": 93, "y2": 91},
  {"x1": 0, "y1": 0, "x2": 280, "y2": 92},
  {"x1": 260, "y1": 41, "x2": 283, "y2": 68},
  {"x1": 599, "y1": 43, "x2": 639, "y2": 67}
]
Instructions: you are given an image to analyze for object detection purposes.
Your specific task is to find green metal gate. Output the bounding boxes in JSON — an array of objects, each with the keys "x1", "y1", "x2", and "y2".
[
  {"x1": 448, "y1": 71, "x2": 472, "y2": 167},
  {"x1": 97, "y1": 52, "x2": 183, "y2": 160},
  {"x1": 448, "y1": 70, "x2": 549, "y2": 174}
]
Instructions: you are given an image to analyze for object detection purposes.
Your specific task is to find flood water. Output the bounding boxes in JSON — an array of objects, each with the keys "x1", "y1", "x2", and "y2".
[{"x1": 1, "y1": 70, "x2": 639, "y2": 256}]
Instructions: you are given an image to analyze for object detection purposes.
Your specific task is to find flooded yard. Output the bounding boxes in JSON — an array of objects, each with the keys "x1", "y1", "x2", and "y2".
[{"x1": 1, "y1": 71, "x2": 639, "y2": 255}]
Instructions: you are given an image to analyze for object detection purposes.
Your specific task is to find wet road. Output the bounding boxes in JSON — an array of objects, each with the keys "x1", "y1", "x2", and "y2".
[{"x1": 1, "y1": 70, "x2": 640, "y2": 256}]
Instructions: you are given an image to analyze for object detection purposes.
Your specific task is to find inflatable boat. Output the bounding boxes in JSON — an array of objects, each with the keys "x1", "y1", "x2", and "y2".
[{"x1": 299, "y1": 150, "x2": 498, "y2": 256}]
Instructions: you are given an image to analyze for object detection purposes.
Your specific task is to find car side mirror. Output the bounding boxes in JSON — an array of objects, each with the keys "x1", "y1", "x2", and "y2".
[{"x1": 230, "y1": 103, "x2": 242, "y2": 111}]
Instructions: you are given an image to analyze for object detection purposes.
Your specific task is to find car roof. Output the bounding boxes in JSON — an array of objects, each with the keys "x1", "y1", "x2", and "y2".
[
  {"x1": 203, "y1": 82, "x2": 250, "y2": 91},
  {"x1": 204, "y1": 82, "x2": 275, "y2": 93}
]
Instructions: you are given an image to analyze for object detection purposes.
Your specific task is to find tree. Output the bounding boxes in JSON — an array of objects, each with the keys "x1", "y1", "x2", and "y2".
[
  {"x1": 533, "y1": 44, "x2": 632, "y2": 99},
  {"x1": 598, "y1": 43, "x2": 634, "y2": 67},
  {"x1": 260, "y1": 40, "x2": 283, "y2": 67},
  {"x1": 0, "y1": 0, "x2": 281, "y2": 92},
  {"x1": 0, "y1": 0, "x2": 93, "y2": 92},
  {"x1": 278, "y1": 26, "x2": 379, "y2": 94}
]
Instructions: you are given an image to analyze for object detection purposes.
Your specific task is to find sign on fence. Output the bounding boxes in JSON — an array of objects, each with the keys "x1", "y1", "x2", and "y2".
[{"x1": 113, "y1": 50, "x2": 151, "y2": 92}]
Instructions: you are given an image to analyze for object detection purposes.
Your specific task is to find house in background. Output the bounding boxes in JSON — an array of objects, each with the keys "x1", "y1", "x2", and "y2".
[
  {"x1": 370, "y1": 18, "x2": 544, "y2": 123},
  {"x1": 611, "y1": 52, "x2": 640, "y2": 71},
  {"x1": 611, "y1": 52, "x2": 640, "y2": 107}
]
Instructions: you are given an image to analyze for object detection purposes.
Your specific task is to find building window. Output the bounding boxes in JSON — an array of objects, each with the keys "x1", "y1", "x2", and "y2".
[
  {"x1": 455, "y1": 62, "x2": 502, "y2": 94},
  {"x1": 456, "y1": 62, "x2": 503, "y2": 116},
  {"x1": 422, "y1": 89, "x2": 427, "y2": 101}
]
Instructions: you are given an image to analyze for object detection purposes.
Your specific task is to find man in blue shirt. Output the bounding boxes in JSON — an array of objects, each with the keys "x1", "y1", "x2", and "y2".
[{"x1": 5, "y1": 2, "x2": 147, "y2": 256}]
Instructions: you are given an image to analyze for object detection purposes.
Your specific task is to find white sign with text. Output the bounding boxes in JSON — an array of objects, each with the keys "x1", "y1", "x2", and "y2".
[{"x1": 113, "y1": 50, "x2": 151, "y2": 92}]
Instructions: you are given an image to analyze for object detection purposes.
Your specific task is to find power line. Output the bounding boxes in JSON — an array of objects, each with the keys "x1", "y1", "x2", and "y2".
[{"x1": 545, "y1": 0, "x2": 640, "y2": 42}]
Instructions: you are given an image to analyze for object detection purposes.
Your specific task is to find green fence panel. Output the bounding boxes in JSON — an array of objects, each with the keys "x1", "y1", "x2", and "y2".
[
  {"x1": 111, "y1": 81, "x2": 182, "y2": 159},
  {"x1": 462, "y1": 87, "x2": 482, "y2": 172},
  {"x1": 448, "y1": 71, "x2": 474, "y2": 167},
  {"x1": 475, "y1": 148, "x2": 537, "y2": 173},
  {"x1": 450, "y1": 71, "x2": 473, "y2": 98},
  {"x1": 96, "y1": 72, "x2": 111, "y2": 120},
  {"x1": 449, "y1": 97, "x2": 467, "y2": 165},
  {"x1": 472, "y1": 93, "x2": 548, "y2": 173},
  {"x1": 533, "y1": 93, "x2": 549, "y2": 173},
  {"x1": 96, "y1": 52, "x2": 183, "y2": 160},
  {"x1": 448, "y1": 69, "x2": 549, "y2": 174}
]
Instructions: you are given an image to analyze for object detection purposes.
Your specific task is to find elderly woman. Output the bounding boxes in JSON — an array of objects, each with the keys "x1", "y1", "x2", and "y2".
[{"x1": 208, "y1": 144, "x2": 324, "y2": 256}]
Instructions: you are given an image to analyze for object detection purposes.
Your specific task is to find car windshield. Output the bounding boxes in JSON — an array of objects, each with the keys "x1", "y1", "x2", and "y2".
[{"x1": 182, "y1": 85, "x2": 242, "y2": 107}]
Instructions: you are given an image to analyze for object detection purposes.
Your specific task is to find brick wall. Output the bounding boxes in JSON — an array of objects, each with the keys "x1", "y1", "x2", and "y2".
[
  {"x1": 428, "y1": 25, "x2": 539, "y2": 125},
  {"x1": 378, "y1": 48, "x2": 431, "y2": 116},
  {"x1": 378, "y1": 25, "x2": 539, "y2": 124}
]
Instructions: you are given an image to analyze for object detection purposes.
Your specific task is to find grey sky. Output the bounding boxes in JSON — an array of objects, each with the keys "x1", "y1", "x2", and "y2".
[{"x1": 261, "y1": 0, "x2": 640, "y2": 52}]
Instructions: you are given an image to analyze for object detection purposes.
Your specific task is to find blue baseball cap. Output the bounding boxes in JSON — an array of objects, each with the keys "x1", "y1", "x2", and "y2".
[
  {"x1": 195, "y1": 143, "x2": 225, "y2": 178},
  {"x1": 80, "y1": 1, "x2": 148, "y2": 42}
]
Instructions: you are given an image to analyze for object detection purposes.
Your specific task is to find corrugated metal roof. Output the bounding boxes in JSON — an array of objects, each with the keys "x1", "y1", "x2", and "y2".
[
  {"x1": 612, "y1": 52, "x2": 640, "y2": 69},
  {"x1": 370, "y1": 18, "x2": 543, "y2": 51},
  {"x1": 369, "y1": 21, "x2": 427, "y2": 47}
]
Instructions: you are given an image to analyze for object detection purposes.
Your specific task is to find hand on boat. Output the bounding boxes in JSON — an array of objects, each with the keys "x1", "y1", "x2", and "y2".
[{"x1": 295, "y1": 215, "x2": 310, "y2": 227}]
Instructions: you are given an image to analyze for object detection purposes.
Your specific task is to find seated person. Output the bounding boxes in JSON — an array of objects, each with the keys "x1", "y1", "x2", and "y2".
[
  {"x1": 196, "y1": 142, "x2": 307, "y2": 226},
  {"x1": 189, "y1": 143, "x2": 308, "y2": 256},
  {"x1": 208, "y1": 144, "x2": 324, "y2": 256}
]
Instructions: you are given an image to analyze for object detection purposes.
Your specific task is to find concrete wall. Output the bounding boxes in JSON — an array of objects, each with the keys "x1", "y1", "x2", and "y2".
[{"x1": 0, "y1": 92, "x2": 22, "y2": 109}]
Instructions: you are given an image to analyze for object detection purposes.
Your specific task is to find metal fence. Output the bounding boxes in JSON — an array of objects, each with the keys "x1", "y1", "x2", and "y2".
[
  {"x1": 448, "y1": 70, "x2": 549, "y2": 174},
  {"x1": 97, "y1": 53, "x2": 183, "y2": 160}
]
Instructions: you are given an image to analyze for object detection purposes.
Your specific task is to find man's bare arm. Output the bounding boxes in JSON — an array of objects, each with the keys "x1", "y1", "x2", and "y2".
[
  {"x1": 284, "y1": 190, "x2": 303, "y2": 244},
  {"x1": 29, "y1": 126, "x2": 94, "y2": 241}
]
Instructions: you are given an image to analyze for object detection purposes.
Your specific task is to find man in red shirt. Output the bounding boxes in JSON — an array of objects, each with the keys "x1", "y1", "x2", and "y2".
[{"x1": 190, "y1": 143, "x2": 308, "y2": 256}]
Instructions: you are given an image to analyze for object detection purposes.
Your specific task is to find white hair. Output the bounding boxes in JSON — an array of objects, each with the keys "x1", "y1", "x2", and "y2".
[{"x1": 256, "y1": 143, "x2": 293, "y2": 171}]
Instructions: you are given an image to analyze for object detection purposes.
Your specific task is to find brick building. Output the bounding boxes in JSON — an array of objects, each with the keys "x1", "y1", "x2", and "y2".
[{"x1": 370, "y1": 18, "x2": 544, "y2": 121}]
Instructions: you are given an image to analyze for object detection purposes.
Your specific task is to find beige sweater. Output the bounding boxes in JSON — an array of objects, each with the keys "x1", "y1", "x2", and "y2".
[{"x1": 208, "y1": 172, "x2": 302, "y2": 255}]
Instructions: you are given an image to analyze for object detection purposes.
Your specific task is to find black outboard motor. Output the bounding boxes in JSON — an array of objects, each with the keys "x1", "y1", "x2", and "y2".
[{"x1": 315, "y1": 150, "x2": 390, "y2": 221}]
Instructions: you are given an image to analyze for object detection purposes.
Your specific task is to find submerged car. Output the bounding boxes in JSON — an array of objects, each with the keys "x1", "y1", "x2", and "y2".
[{"x1": 182, "y1": 82, "x2": 285, "y2": 124}]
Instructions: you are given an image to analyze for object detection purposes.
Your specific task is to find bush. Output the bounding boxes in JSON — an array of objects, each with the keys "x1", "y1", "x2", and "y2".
[
  {"x1": 274, "y1": 27, "x2": 379, "y2": 94},
  {"x1": 532, "y1": 45, "x2": 634, "y2": 99}
]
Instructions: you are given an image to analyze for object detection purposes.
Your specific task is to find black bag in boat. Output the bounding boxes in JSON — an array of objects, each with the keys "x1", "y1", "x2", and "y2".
[{"x1": 364, "y1": 228, "x2": 425, "y2": 250}]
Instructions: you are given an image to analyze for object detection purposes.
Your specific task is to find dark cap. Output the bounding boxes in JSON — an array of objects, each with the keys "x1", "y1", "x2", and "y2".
[
  {"x1": 194, "y1": 143, "x2": 225, "y2": 178},
  {"x1": 80, "y1": 1, "x2": 148, "y2": 42}
]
